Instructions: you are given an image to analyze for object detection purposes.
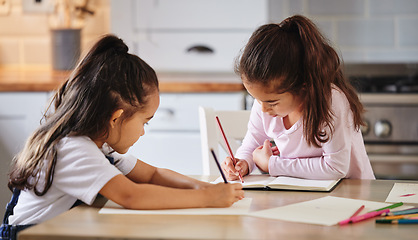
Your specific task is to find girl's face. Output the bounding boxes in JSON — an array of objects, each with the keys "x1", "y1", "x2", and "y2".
[
  {"x1": 107, "y1": 90, "x2": 160, "y2": 154},
  {"x1": 243, "y1": 79, "x2": 303, "y2": 118}
]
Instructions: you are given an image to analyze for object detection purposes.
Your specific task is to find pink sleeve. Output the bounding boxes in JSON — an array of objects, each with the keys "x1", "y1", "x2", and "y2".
[
  {"x1": 235, "y1": 101, "x2": 270, "y2": 173},
  {"x1": 268, "y1": 90, "x2": 353, "y2": 180}
]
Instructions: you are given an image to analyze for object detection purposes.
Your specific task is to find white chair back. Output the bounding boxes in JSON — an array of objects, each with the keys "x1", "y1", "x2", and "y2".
[{"x1": 198, "y1": 106, "x2": 251, "y2": 175}]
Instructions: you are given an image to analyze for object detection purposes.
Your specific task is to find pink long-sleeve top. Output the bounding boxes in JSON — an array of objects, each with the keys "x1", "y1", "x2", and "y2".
[{"x1": 235, "y1": 87, "x2": 375, "y2": 180}]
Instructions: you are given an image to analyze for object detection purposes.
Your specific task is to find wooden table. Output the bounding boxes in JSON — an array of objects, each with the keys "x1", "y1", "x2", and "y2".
[{"x1": 19, "y1": 179, "x2": 418, "y2": 240}]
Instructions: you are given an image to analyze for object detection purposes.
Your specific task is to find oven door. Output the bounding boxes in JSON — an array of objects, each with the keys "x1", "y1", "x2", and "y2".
[{"x1": 360, "y1": 94, "x2": 418, "y2": 180}]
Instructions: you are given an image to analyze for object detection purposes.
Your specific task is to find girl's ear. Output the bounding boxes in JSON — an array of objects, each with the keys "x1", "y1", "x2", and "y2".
[{"x1": 109, "y1": 109, "x2": 124, "y2": 128}]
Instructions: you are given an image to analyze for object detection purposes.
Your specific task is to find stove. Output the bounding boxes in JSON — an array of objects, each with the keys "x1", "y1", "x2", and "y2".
[{"x1": 346, "y1": 63, "x2": 418, "y2": 180}]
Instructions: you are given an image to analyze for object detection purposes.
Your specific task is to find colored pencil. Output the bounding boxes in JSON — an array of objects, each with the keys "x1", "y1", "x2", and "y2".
[
  {"x1": 215, "y1": 116, "x2": 244, "y2": 183},
  {"x1": 376, "y1": 219, "x2": 418, "y2": 224},
  {"x1": 350, "y1": 205, "x2": 365, "y2": 218},
  {"x1": 338, "y1": 205, "x2": 365, "y2": 225},
  {"x1": 381, "y1": 207, "x2": 418, "y2": 216},
  {"x1": 378, "y1": 213, "x2": 418, "y2": 220},
  {"x1": 210, "y1": 149, "x2": 228, "y2": 184},
  {"x1": 350, "y1": 209, "x2": 390, "y2": 223},
  {"x1": 369, "y1": 202, "x2": 403, "y2": 212}
]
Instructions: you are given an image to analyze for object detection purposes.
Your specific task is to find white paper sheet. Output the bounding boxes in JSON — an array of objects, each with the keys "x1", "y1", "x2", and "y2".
[
  {"x1": 386, "y1": 183, "x2": 418, "y2": 204},
  {"x1": 99, "y1": 197, "x2": 252, "y2": 215},
  {"x1": 248, "y1": 196, "x2": 410, "y2": 226}
]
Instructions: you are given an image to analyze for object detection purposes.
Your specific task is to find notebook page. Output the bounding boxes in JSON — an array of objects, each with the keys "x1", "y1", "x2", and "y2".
[
  {"x1": 212, "y1": 174, "x2": 276, "y2": 187},
  {"x1": 268, "y1": 176, "x2": 337, "y2": 189}
]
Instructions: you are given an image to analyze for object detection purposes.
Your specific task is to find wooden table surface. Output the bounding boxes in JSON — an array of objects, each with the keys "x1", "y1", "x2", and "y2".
[
  {"x1": 0, "y1": 68, "x2": 244, "y2": 93},
  {"x1": 18, "y1": 178, "x2": 418, "y2": 240}
]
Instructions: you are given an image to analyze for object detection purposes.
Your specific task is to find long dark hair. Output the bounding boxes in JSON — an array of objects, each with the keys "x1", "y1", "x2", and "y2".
[
  {"x1": 236, "y1": 15, "x2": 364, "y2": 147},
  {"x1": 8, "y1": 35, "x2": 159, "y2": 195}
]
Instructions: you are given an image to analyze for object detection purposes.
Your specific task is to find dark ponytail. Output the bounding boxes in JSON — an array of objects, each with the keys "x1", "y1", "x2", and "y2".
[
  {"x1": 9, "y1": 34, "x2": 159, "y2": 195},
  {"x1": 236, "y1": 15, "x2": 364, "y2": 147}
]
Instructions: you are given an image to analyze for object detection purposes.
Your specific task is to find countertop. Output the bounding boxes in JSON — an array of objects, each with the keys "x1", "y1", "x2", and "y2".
[{"x1": 0, "y1": 68, "x2": 245, "y2": 93}]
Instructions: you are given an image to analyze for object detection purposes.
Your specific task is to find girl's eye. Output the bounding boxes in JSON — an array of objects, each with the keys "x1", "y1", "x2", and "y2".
[
  {"x1": 269, "y1": 103, "x2": 278, "y2": 107},
  {"x1": 144, "y1": 122, "x2": 149, "y2": 126}
]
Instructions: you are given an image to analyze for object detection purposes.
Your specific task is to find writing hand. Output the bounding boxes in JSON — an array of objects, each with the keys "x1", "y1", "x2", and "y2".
[
  {"x1": 221, "y1": 157, "x2": 249, "y2": 181},
  {"x1": 206, "y1": 183, "x2": 244, "y2": 207}
]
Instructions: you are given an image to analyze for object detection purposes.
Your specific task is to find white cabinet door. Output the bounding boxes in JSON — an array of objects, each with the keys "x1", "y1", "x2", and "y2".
[
  {"x1": 111, "y1": 0, "x2": 268, "y2": 72},
  {"x1": 127, "y1": 92, "x2": 245, "y2": 175},
  {"x1": 135, "y1": 32, "x2": 252, "y2": 72},
  {"x1": 134, "y1": 0, "x2": 267, "y2": 30},
  {"x1": 0, "y1": 92, "x2": 50, "y2": 216}
]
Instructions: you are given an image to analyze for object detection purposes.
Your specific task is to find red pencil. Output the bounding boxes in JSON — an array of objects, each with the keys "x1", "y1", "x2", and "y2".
[
  {"x1": 350, "y1": 205, "x2": 365, "y2": 218},
  {"x1": 215, "y1": 116, "x2": 244, "y2": 183},
  {"x1": 339, "y1": 205, "x2": 365, "y2": 225}
]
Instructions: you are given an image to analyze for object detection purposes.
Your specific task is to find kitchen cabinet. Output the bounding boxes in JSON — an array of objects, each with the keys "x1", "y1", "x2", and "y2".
[
  {"x1": 111, "y1": 0, "x2": 268, "y2": 72},
  {"x1": 0, "y1": 92, "x2": 50, "y2": 216},
  {"x1": 127, "y1": 92, "x2": 245, "y2": 174}
]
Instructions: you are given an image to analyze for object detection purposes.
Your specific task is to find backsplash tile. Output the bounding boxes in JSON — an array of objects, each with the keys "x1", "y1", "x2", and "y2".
[
  {"x1": 398, "y1": 17, "x2": 418, "y2": 47},
  {"x1": 0, "y1": 0, "x2": 110, "y2": 67},
  {"x1": 369, "y1": 0, "x2": 418, "y2": 15},
  {"x1": 337, "y1": 19, "x2": 394, "y2": 47},
  {"x1": 308, "y1": 0, "x2": 365, "y2": 16},
  {"x1": 272, "y1": 0, "x2": 418, "y2": 63}
]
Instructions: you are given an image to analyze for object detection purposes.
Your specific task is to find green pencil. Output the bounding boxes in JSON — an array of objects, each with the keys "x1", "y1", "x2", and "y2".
[{"x1": 370, "y1": 202, "x2": 403, "y2": 212}]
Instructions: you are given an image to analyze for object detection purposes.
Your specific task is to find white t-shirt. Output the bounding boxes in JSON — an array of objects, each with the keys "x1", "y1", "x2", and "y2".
[{"x1": 9, "y1": 136, "x2": 137, "y2": 225}]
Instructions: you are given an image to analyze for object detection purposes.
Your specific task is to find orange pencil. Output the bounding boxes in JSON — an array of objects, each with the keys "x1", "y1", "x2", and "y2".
[{"x1": 215, "y1": 116, "x2": 244, "y2": 183}]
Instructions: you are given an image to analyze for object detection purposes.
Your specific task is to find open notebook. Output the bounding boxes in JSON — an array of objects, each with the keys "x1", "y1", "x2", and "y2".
[{"x1": 213, "y1": 174, "x2": 341, "y2": 192}]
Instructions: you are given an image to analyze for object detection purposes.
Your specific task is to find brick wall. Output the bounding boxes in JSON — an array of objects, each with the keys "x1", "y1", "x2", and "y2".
[
  {"x1": 0, "y1": 0, "x2": 110, "y2": 67},
  {"x1": 269, "y1": 0, "x2": 418, "y2": 63}
]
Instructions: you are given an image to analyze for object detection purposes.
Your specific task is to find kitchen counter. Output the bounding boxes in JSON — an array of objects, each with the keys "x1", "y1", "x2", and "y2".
[{"x1": 0, "y1": 68, "x2": 245, "y2": 93}]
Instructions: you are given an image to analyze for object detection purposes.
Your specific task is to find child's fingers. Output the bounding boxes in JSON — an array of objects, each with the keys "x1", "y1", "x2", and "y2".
[
  {"x1": 222, "y1": 157, "x2": 240, "y2": 178},
  {"x1": 263, "y1": 139, "x2": 270, "y2": 148},
  {"x1": 272, "y1": 146, "x2": 280, "y2": 155},
  {"x1": 235, "y1": 160, "x2": 248, "y2": 175},
  {"x1": 222, "y1": 157, "x2": 235, "y2": 171}
]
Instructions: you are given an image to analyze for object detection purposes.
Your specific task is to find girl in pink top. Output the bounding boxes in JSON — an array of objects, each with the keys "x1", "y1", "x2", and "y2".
[{"x1": 222, "y1": 15, "x2": 375, "y2": 180}]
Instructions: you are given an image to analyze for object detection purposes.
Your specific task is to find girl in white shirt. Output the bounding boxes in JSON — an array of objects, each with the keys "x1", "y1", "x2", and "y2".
[
  {"x1": 5, "y1": 35, "x2": 244, "y2": 229},
  {"x1": 222, "y1": 15, "x2": 375, "y2": 180}
]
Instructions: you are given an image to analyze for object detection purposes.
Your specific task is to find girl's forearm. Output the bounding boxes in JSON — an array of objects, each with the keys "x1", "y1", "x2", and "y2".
[
  {"x1": 150, "y1": 168, "x2": 211, "y2": 189},
  {"x1": 100, "y1": 174, "x2": 243, "y2": 210},
  {"x1": 123, "y1": 184, "x2": 210, "y2": 209}
]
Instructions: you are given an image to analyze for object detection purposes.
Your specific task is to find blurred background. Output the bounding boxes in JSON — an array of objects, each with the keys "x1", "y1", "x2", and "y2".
[{"x1": 0, "y1": 0, "x2": 417, "y2": 216}]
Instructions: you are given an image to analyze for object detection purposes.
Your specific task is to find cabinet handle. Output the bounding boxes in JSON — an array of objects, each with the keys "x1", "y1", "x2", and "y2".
[
  {"x1": 186, "y1": 45, "x2": 214, "y2": 54},
  {"x1": 157, "y1": 108, "x2": 175, "y2": 119}
]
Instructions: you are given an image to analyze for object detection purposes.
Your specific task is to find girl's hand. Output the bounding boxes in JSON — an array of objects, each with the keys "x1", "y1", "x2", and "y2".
[
  {"x1": 221, "y1": 157, "x2": 249, "y2": 181},
  {"x1": 252, "y1": 139, "x2": 273, "y2": 172},
  {"x1": 272, "y1": 145, "x2": 280, "y2": 156},
  {"x1": 205, "y1": 183, "x2": 244, "y2": 207}
]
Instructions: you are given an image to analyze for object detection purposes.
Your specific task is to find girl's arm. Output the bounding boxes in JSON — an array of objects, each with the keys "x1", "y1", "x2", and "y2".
[
  {"x1": 267, "y1": 91, "x2": 356, "y2": 180},
  {"x1": 99, "y1": 159, "x2": 244, "y2": 210},
  {"x1": 126, "y1": 159, "x2": 211, "y2": 189},
  {"x1": 99, "y1": 173, "x2": 244, "y2": 210},
  {"x1": 234, "y1": 101, "x2": 271, "y2": 173}
]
